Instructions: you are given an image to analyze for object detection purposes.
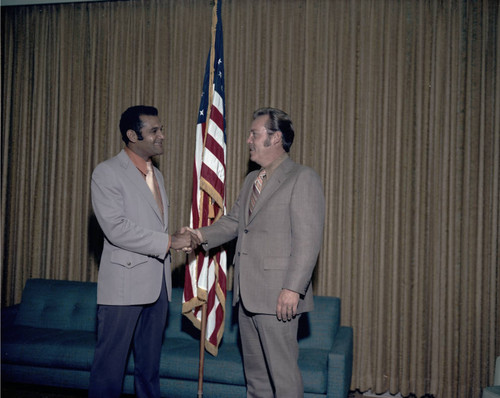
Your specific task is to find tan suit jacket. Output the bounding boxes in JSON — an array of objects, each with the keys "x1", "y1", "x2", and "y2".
[
  {"x1": 201, "y1": 157, "x2": 325, "y2": 315},
  {"x1": 91, "y1": 149, "x2": 171, "y2": 305}
]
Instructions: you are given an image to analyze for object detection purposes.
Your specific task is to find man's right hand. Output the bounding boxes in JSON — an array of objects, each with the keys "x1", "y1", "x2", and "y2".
[
  {"x1": 184, "y1": 227, "x2": 203, "y2": 245},
  {"x1": 170, "y1": 227, "x2": 201, "y2": 252}
]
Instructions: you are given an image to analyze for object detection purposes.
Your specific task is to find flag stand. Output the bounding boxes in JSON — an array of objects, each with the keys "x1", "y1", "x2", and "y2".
[{"x1": 197, "y1": 302, "x2": 208, "y2": 397}]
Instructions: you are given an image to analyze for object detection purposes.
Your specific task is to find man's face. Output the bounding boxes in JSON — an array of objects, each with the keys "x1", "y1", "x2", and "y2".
[
  {"x1": 131, "y1": 115, "x2": 164, "y2": 160},
  {"x1": 247, "y1": 115, "x2": 275, "y2": 167}
]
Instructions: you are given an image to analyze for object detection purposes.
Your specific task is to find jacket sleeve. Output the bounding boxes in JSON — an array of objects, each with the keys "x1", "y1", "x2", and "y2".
[
  {"x1": 283, "y1": 167, "x2": 325, "y2": 295},
  {"x1": 199, "y1": 173, "x2": 254, "y2": 249},
  {"x1": 200, "y1": 197, "x2": 240, "y2": 250}
]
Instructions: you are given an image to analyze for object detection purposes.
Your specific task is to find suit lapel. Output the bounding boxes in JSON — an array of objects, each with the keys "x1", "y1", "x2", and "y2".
[
  {"x1": 247, "y1": 158, "x2": 296, "y2": 224},
  {"x1": 118, "y1": 150, "x2": 165, "y2": 224},
  {"x1": 156, "y1": 173, "x2": 169, "y2": 228}
]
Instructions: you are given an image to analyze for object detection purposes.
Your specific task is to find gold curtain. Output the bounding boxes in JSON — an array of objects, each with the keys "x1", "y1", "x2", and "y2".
[{"x1": 1, "y1": 1, "x2": 498, "y2": 397}]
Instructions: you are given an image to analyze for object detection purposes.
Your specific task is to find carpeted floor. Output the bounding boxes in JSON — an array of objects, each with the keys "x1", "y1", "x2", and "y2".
[
  {"x1": 2, "y1": 383, "x2": 87, "y2": 398},
  {"x1": 1, "y1": 383, "x2": 136, "y2": 398},
  {"x1": 1, "y1": 383, "x2": 361, "y2": 398}
]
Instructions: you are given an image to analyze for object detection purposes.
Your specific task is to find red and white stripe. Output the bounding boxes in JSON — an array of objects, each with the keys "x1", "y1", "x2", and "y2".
[{"x1": 183, "y1": 42, "x2": 227, "y2": 355}]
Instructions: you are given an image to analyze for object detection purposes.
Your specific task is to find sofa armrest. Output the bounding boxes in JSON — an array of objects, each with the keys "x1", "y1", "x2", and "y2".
[
  {"x1": 327, "y1": 326, "x2": 353, "y2": 398},
  {"x1": 494, "y1": 356, "x2": 500, "y2": 386},
  {"x1": 1, "y1": 305, "x2": 20, "y2": 329}
]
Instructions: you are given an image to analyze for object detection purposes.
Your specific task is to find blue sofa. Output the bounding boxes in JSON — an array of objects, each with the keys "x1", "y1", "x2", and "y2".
[{"x1": 2, "y1": 278, "x2": 353, "y2": 398}]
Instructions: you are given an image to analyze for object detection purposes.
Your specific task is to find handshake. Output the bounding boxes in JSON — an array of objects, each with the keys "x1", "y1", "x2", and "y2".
[{"x1": 170, "y1": 227, "x2": 204, "y2": 254}]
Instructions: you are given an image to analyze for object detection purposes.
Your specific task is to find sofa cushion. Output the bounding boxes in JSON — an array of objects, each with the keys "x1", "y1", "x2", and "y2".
[
  {"x1": 14, "y1": 279, "x2": 97, "y2": 332},
  {"x1": 159, "y1": 338, "x2": 246, "y2": 385},
  {"x1": 2, "y1": 326, "x2": 96, "y2": 370},
  {"x1": 157, "y1": 341, "x2": 329, "y2": 394}
]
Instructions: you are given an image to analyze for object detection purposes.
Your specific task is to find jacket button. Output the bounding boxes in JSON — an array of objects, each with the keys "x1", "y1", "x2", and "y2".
[
  {"x1": 244, "y1": 229, "x2": 248, "y2": 233},
  {"x1": 237, "y1": 252, "x2": 240, "y2": 256}
]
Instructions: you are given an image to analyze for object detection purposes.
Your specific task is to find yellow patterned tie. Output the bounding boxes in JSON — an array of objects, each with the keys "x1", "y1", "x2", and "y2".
[
  {"x1": 146, "y1": 162, "x2": 156, "y2": 195},
  {"x1": 249, "y1": 169, "x2": 266, "y2": 216},
  {"x1": 146, "y1": 162, "x2": 164, "y2": 218}
]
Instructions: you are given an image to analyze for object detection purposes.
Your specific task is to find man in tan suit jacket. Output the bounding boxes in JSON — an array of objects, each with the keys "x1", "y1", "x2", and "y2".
[
  {"x1": 89, "y1": 106, "x2": 197, "y2": 398},
  {"x1": 192, "y1": 108, "x2": 325, "y2": 398}
]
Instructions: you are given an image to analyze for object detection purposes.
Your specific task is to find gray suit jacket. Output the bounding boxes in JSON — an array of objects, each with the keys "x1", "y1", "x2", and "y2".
[
  {"x1": 200, "y1": 157, "x2": 325, "y2": 315},
  {"x1": 91, "y1": 149, "x2": 172, "y2": 305}
]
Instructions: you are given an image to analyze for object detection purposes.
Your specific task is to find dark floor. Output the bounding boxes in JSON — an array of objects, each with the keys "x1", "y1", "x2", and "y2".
[
  {"x1": 1, "y1": 383, "x2": 361, "y2": 397},
  {"x1": 1, "y1": 383, "x2": 136, "y2": 398},
  {"x1": 2, "y1": 383, "x2": 87, "y2": 398}
]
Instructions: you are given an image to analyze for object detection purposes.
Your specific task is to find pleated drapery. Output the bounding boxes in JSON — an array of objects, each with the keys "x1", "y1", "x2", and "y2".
[{"x1": 2, "y1": 1, "x2": 498, "y2": 397}]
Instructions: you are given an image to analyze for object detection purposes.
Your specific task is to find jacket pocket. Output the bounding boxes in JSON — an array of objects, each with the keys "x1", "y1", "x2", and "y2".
[{"x1": 110, "y1": 250, "x2": 148, "y2": 269}]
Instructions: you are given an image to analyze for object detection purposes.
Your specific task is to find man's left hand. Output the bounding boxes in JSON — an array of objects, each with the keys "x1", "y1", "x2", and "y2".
[{"x1": 276, "y1": 289, "x2": 300, "y2": 321}]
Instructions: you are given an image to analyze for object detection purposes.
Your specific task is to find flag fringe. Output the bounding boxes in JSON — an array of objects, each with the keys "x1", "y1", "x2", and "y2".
[{"x1": 181, "y1": 283, "x2": 226, "y2": 357}]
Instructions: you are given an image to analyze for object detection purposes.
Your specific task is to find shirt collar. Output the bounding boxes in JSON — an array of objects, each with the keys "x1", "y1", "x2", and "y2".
[
  {"x1": 124, "y1": 146, "x2": 149, "y2": 176},
  {"x1": 262, "y1": 152, "x2": 288, "y2": 180}
]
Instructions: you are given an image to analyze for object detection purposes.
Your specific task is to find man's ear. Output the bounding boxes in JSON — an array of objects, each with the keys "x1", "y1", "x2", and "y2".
[
  {"x1": 126, "y1": 129, "x2": 138, "y2": 143},
  {"x1": 273, "y1": 131, "x2": 283, "y2": 146}
]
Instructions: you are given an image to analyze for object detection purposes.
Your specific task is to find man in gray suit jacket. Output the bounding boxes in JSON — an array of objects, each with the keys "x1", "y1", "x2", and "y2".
[
  {"x1": 190, "y1": 108, "x2": 325, "y2": 398},
  {"x1": 89, "y1": 106, "x2": 198, "y2": 398}
]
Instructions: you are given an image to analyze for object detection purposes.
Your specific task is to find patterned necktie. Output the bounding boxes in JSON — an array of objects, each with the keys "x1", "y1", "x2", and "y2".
[{"x1": 249, "y1": 169, "x2": 266, "y2": 216}]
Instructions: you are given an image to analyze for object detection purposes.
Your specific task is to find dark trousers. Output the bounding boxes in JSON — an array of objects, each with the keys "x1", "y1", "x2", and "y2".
[{"x1": 88, "y1": 279, "x2": 168, "y2": 398}]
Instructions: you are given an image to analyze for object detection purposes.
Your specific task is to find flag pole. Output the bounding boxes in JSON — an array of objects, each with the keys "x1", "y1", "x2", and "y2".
[
  {"x1": 197, "y1": 1, "x2": 218, "y2": 397},
  {"x1": 197, "y1": 302, "x2": 208, "y2": 398},
  {"x1": 202, "y1": 0, "x2": 217, "y2": 151}
]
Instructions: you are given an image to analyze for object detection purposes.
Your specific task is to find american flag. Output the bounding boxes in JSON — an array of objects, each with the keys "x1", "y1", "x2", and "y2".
[{"x1": 182, "y1": 0, "x2": 227, "y2": 357}]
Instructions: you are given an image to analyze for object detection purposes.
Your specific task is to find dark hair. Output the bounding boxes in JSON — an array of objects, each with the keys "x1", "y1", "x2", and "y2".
[
  {"x1": 119, "y1": 105, "x2": 159, "y2": 144},
  {"x1": 252, "y1": 107, "x2": 294, "y2": 152}
]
